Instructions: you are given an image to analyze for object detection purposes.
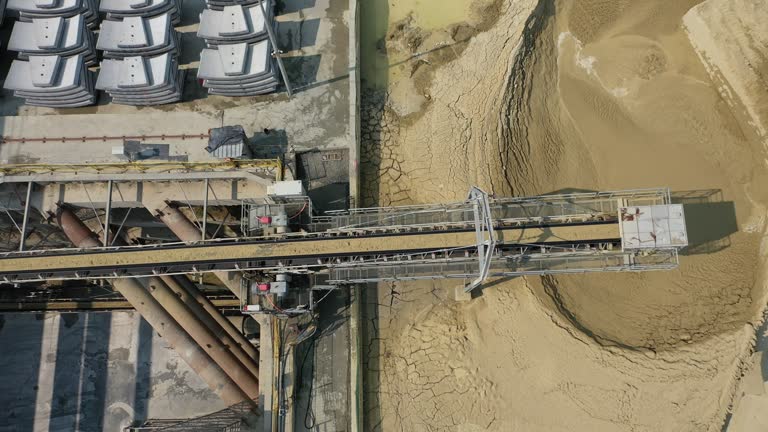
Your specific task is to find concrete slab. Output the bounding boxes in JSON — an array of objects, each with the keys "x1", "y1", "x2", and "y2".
[
  {"x1": 294, "y1": 289, "x2": 351, "y2": 431},
  {"x1": 0, "y1": 111, "x2": 222, "y2": 163},
  {"x1": 0, "y1": 311, "x2": 228, "y2": 431},
  {"x1": 727, "y1": 394, "x2": 768, "y2": 432}
]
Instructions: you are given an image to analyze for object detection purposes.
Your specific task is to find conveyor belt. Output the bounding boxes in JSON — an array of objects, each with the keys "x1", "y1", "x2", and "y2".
[{"x1": 0, "y1": 223, "x2": 620, "y2": 278}]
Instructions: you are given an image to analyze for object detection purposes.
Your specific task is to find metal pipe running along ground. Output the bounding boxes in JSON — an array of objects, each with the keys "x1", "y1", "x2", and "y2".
[{"x1": 55, "y1": 206, "x2": 259, "y2": 411}]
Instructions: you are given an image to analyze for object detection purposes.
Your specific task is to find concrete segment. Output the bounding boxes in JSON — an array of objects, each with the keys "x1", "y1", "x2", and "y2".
[{"x1": 0, "y1": 0, "x2": 352, "y2": 157}]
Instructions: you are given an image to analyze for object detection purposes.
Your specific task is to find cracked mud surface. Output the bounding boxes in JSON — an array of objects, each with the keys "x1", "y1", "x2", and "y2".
[
  {"x1": 364, "y1": 279, "x2": 757, "y2": 431},
  {"x1": 360, "y1": 0, "x2": 768, "y2": 431}
]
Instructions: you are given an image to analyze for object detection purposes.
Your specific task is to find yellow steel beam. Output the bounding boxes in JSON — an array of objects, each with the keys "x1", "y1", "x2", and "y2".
[{"x1": 0, "y1": 159, "x2": 283, "y2": 180}]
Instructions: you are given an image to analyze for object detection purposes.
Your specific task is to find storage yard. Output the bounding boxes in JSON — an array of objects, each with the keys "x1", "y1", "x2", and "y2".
[{"x1": 0, "y1": 0, "x2": 766, "y2": 431}]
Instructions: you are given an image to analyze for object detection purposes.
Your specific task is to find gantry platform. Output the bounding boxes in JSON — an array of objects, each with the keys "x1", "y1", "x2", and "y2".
[{"x1": 0, "y1": 188, "x2": 688, "y2": 291}]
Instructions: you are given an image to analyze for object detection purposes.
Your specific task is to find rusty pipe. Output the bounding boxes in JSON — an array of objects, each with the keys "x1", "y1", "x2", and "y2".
[
  {"x1": 56, "y1": 205, "x2": 101, "y2": 248},
  {"x1": 155, "y1": 204, "x2": 245, "y2": 299},
  {"x1": 155, "y1": 203, "x2": 205, "y2": 242},
  {"x1": 118, "y1": 228, "x2": 257, "y2": 365},
  {"x1": 55, "y1": 206, "x2": 257, "y2": 409},
  {"x1": 145, "y1": 276, "x2": 260, "y2": 399},
  {"x1": 167, "y1": 274, "x2": 260, "y2": 362},
  {"x1": 66, "y1": 210, "x2": 260, "y2": 396},
  {"x1": 160, "y1": 275, "x2": 260, "y2": 378}
]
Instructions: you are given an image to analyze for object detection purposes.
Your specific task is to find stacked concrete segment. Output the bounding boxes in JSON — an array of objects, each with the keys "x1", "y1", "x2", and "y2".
[
  {"x1": 3, "y1": 1, "x2": 99, "y2": 107},
  {"x1": 7, "y1": 0, "x2": 100, "y2": 28},
  {"x1": 96, "y1": 52, "x2": 184, "y2": 105},
  {"x1": 197, "y1": 0, "x2": 279, "y2": 96},
  {"x1": 204, "y1": 0, "x2": 263, "y2": 11},
  {"x1": 8, "y1": 14, "x2": 98, "y2": 66},
  {"x1": 99, "y1": 0, "x2": 181, "y2": 25},
  {"x1": 3, "y1": 54, "x2": 97, "y2": 107},
  {"x1": 197, "y1": 0, "x2": 273, "y2": 46},
  {"x1": 97, "y1": 12, "x2": 179, "y2": 58},
  {"x1": 96, "y1": 0, "x2": 183, "y2": 104},
  {"x1": 198, "y1": 40, "x2": 278, "y2": 96}
]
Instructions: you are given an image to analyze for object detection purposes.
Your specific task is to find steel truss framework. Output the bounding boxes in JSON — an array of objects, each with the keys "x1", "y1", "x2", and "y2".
[{"x1": 0, "y1": 188, "x2": 683, "y2": 289}]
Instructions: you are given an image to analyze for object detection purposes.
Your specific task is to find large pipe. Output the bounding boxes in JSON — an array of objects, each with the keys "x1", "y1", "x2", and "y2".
[
  {"x1": 160, "y1": 275, "x2": 260, "y2": 375},
  {"x1": 55, "y1": 206, "x2": 258, "y2": 409},
  {"x1": 118, "y1": 228, "x2": 259, "y2": 364},
  {"x1": 92, "y1": 217, "x2": 260, "y2": 397},
  {"x1": 144, "y1": 276, "x2": 260, "y2": 399},
  {"x1": 154, "y1": 204, "x2": 245, "y2": 298},
  {"x1": 167, "y1": 274, "x2": 260, "y2": 362}
]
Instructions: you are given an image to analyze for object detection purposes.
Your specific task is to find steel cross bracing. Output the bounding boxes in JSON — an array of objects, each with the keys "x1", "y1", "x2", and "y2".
[
  {"x1": 0, "y1": 188, "x2": 682, "y2": 286},
  {"x1": 467, "y1": 186, "x2": 495, "y2": 292}
]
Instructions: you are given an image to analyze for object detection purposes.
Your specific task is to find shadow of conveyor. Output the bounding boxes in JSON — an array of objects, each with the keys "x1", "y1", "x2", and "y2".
[{"x1": 671, "y1": 189, "x2": 737, "y2": 256}]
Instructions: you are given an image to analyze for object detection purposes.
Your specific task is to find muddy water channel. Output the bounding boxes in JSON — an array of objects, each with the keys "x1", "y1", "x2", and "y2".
[{"x1": 360, "y1": 0, "x2": 481, "y2": 88}]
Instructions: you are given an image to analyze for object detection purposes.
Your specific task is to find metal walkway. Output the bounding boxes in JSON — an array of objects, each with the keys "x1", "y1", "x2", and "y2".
[{"x1": 0, "y1": 188, "x2": 688, "y2": 292}]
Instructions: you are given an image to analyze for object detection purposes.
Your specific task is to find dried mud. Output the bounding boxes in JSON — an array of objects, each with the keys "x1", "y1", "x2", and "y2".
[{"x1": 360, "y1": 0, "x2": 768, "y2": 431}]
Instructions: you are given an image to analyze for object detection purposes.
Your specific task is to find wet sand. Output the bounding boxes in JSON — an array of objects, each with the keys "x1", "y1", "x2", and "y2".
[{"x1": 360, "y1": 0, "x2": 768, "y2": 430}]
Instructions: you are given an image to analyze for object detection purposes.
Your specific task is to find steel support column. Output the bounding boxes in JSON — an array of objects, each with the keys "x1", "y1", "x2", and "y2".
[
  {"x1": 103, "y1": 180, "x2": 113, "y2": 246},
  {"x1": 55, "y1": 206, "x2": 258, "y2": 410},
  {"x1": 202, "y1": 178, "x2": 209, "y2": 241},
  {"x1": 18, "y1": 182, "x2": 32, "y2": 252}
]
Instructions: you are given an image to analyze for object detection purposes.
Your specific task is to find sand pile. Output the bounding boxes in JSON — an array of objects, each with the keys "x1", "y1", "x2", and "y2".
[
  {"x1": 360, "y1": 0, "x2": 768, "y2": 430},
  {"x1": 683, "y1": 0, "x2": 768, "y2": 147}
]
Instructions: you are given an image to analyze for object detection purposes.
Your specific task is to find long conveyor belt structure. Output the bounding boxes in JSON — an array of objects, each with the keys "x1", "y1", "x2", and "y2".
[{"x1": 0, "y1": 188, "x2": 688, "y2": 292}]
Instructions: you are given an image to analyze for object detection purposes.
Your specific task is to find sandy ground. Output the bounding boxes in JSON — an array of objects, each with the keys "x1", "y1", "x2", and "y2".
[{"x1": 360, "y1": 0, "x2": 768, "y2": 431}]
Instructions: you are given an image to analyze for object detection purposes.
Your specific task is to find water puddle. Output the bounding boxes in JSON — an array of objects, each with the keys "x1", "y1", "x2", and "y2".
[
  {"x1": 389, "y1": 0, "x2": 473, "y2": 30},
  {"x1": 360, "y1": 0, "x2": 474, "y2": 87}
]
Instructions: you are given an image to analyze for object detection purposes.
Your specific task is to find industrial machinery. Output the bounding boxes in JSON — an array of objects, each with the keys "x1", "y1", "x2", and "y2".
[
  {"x1": 0, "y1": 186, "x2": 688, "y2": 307},
  {"x1": 0, "y1": 180, "x2": 690, "y2": 429}
]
